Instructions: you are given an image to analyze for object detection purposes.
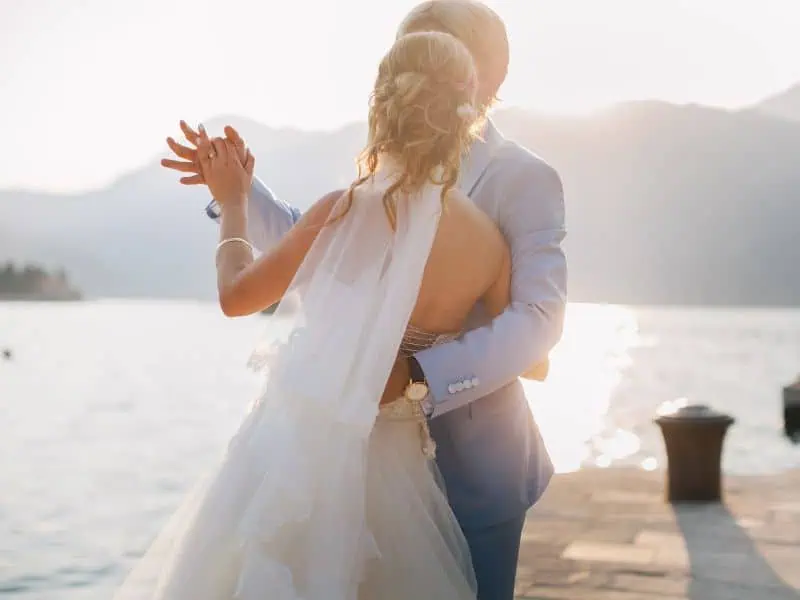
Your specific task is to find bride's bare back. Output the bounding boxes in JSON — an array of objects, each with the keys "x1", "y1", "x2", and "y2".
[
  {"x1": 378, "y1": 188, "x2": 509, "y2": 404},
  {"x1": 410, "y1": 188, "x2": 509, "y2": 334},
  {"x1": 213, "y1": 183, "x2": 509, "y2": 406}
]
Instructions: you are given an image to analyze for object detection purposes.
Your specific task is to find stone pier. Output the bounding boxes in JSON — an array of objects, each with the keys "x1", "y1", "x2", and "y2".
[{"x1": 516, "y1": 468, "x2": 800, "y2": 599}]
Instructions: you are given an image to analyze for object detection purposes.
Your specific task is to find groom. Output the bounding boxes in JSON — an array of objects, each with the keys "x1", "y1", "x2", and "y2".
[{"x1": 163, "y1": 2, "x2": 566, "y2": 599}]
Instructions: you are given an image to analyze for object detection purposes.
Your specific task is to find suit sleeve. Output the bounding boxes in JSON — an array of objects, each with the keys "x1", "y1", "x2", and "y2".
[{"x1": 208, "y1": 176, "x2": 300, "y2": 252}]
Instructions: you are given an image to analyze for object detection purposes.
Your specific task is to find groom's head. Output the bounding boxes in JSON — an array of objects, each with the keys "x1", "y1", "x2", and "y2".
[{"x1": 397, "y1": 0, "x2": 509, "y2": 111}]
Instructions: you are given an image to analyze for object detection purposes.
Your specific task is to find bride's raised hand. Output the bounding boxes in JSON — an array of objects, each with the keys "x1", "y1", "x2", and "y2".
[
  {"x1": 196, "y1": 134, "x2": 255, "y2": 207},
  {"x1": 161, "y1": 122, "x2": 250, "y2": 186}
]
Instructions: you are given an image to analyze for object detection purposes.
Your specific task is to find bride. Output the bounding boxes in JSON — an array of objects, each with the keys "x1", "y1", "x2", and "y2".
[{"x1": 115, "y1": 31, "x2": 513, "y2": 600}]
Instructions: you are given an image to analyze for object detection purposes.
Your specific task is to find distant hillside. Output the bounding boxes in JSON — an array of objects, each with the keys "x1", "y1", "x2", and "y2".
[
  {"x1": 493, "y1": 102, "x2": 800, "y2": 305},
  {"x1": 753, "y1": 84, "x2": 800, "y2": 122},
  {"x1": 1, "y1": 101, "x2": 799, "y2": 306}
]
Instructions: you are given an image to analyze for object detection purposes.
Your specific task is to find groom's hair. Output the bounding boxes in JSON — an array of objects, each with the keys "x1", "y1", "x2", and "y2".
[{"x1": 397, "y1": 1, "x2": 509, "y2": 110}]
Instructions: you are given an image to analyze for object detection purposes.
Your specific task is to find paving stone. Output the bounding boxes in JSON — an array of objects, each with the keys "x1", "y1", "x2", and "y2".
[
  {"x1": 520, "y1": 588, "x2": 684, "y2": 599},
  {"x1": 770, "y1": 502, "x2": 800, "y2": 513},
  {"x1": 577, "y1": 525, "x2": 640, "y2": 544},
  {"x1": 635, "y1": 530, "x2": 685, "y2": 548},
  {"x1": 611, "y1": 573, "x2": 686, "y2": 596},
  {"x1": 686, "y1": 579, "x2": 800, "y2": 600},
  {"x1": 562, "y1": 541, "x2": 655, "y2": 565},
  {"x1": 514, "y1": 577, "x2": 535, "y2": 597},
  {"x1": 522, "y1": 519, "x2": 585, "y2": 541},
  {"x1": 591, "y1": 490, "x2": 662, "y2": 504}
]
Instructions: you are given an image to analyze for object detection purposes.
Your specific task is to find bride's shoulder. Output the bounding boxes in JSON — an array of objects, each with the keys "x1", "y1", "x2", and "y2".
[
  {"x1": 442, "y1": 188, "x2": 493, "y2": 228},
  {"x1": 441, "y1": 187, "x2": 471, "y2": 212}
]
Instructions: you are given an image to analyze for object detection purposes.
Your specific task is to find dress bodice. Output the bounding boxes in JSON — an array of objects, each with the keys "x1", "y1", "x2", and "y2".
[{"x1": 398, "y1": 323, "x2": 459, "y2": 357}]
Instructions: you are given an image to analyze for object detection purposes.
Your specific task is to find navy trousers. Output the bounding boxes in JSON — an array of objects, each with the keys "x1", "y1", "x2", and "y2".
[{"x1": 462, "y1": 514, "x2": 527, "y2": 600}]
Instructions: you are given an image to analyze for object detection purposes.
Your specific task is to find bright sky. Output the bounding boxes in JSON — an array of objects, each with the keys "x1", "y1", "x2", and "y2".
[{"x1": 1, "y1": 0, "x2": 798, "y2": 192}]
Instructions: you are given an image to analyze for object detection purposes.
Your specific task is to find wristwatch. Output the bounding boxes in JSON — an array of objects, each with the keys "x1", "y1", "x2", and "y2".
[{"x1": 406, "y1": 356, "x2": 434, "y2": 417}]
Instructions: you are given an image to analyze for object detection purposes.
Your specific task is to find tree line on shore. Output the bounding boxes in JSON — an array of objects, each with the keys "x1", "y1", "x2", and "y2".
[{"x1": 0, "y1": 262, "x2": 81, "y2": 299}]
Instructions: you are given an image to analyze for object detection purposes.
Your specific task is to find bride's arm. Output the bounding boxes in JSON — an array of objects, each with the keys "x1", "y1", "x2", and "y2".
[
  {"x1": 191, "y1": 125, "x2": 346, "y2": 316},
  {"x1": 162, "y1": 122, "x2": 300, "y2": 252},
  {"x1": 216, "y1": 188, "x2": 344, "y2": 317}
]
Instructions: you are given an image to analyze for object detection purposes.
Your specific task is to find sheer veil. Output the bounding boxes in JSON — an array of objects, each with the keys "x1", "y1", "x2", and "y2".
[{"x1": 113, "y1": 163, "x2": 444, "y2": 600}]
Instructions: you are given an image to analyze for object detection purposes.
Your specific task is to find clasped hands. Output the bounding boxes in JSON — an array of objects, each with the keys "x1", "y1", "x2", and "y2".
[{"x1": 161, "y1": 121, "x2": 255, "y2": 207}]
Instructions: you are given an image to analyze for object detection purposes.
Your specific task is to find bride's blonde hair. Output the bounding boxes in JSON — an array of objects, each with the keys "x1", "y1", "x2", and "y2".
[{"x1": 338, "y1": 31, "x2": 481, "y2": 228}]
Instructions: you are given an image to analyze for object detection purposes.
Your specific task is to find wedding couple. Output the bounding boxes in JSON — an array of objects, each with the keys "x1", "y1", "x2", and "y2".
[{"x1": 115, "y1": 2, "x2": 566, "y2": 599}]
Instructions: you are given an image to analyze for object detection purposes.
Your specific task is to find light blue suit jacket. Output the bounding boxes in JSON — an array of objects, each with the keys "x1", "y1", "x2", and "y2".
[{"x1": 210, "y1": 121, "x2": 567, "y2": 530}]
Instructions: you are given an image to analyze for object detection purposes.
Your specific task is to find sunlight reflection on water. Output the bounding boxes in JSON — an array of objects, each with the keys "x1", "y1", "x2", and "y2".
[{"x1": 524, "y1": 303, "x2": 654, "y2": 473}]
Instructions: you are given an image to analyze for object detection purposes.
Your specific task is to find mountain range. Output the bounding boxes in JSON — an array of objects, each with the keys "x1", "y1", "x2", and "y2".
[{"x1": 2, "y1": 85, "x2": 799, "y2": 305}]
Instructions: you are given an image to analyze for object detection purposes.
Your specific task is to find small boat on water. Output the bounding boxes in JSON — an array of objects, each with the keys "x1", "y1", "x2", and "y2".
[{"x1": 783, "y1": 375, "x2": 800, "y2": 441}]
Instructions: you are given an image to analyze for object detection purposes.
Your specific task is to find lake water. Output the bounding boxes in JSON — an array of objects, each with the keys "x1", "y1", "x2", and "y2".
[{"x1": 1, "y1": 301, "x2": 799, "y2": 599}]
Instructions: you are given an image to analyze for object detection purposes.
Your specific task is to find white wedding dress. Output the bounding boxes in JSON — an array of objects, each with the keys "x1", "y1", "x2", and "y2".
[{"x1": 113, "y1": 166, "x2": 478, "y2": 600}]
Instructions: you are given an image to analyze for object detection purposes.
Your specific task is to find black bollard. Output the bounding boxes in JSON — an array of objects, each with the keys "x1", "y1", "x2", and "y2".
[{"x1": 655, "y1": 404, "x2": 734, "y2": 503}]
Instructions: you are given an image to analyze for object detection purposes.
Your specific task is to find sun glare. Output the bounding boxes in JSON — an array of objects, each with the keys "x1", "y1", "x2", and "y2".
[{"x1": 524, "y1": 303, "x2": 650, "y2": 473}]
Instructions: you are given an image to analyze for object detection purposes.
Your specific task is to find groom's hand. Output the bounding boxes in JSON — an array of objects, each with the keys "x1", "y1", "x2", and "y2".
[
  {"x1": 161, "y1": 121, "x2": 249, "y2": 185},
  {"x1": 161, "y1": 121, "x2": 204, "y2": 184},
  {"x1": 521, "y1": 358, "x2": 549, "y2": 381}
]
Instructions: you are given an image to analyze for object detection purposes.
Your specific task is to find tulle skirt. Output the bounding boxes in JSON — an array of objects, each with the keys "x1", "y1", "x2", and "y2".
[{"x1": 113, "y1": 395, "x2": 477, "y2": 600}]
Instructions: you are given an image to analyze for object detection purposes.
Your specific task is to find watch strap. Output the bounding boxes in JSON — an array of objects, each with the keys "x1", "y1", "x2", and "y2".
[{"x1": 407, "y1": 355, "x2": 427, "y2": 385}]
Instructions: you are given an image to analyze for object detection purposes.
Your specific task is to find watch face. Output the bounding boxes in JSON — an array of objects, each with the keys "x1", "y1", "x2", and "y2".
[{"x1": 405, "y1": 382, "x2": 429, "y2": 402}]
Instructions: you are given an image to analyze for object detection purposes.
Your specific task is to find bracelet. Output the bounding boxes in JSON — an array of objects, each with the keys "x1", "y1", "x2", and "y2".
[{"x1": 216, "y1": 237, "x2": 255, "y2": 257}]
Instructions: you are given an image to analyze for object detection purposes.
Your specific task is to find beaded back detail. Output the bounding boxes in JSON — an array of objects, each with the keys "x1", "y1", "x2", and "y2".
[{"x1": 399, "y1": 323, "x2": 459, "y2": 356}]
